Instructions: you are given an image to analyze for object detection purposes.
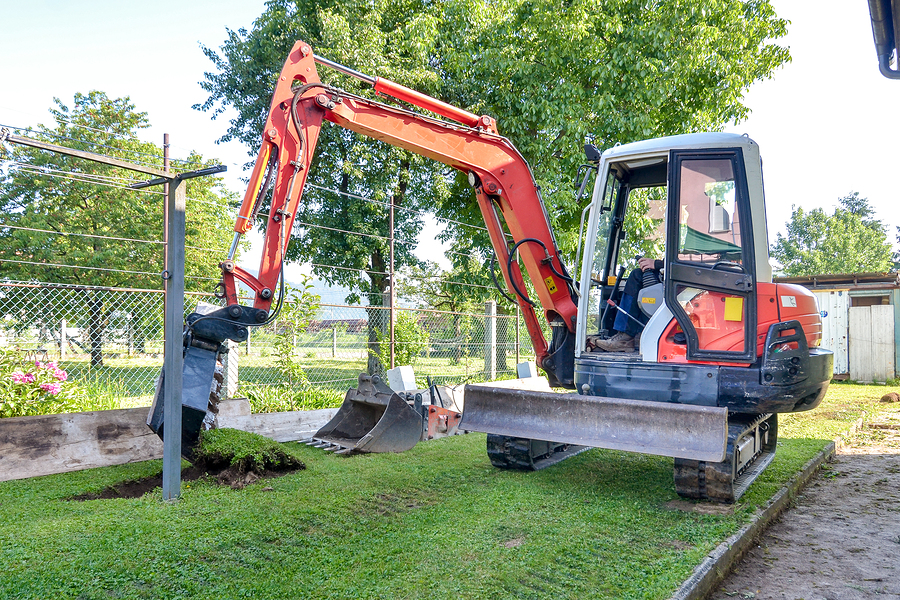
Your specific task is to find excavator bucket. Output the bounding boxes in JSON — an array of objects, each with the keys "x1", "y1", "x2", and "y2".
[
  {"x1": 460, "y1": 385, "x2": 729, "y2": 462},
  {"x1": 310, "y1": 373, "x2": 424, "y2": 453},
  {"x1": 146, "y1": 344, "x2": 223, "y2": 458}
]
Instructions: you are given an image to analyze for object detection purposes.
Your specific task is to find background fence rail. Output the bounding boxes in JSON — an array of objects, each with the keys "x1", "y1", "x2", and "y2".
[{"x1": 0, "y1": 281, "x2": 535, "y2": 410}]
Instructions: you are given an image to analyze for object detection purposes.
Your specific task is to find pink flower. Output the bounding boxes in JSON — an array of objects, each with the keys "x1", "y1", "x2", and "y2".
[
  {"x1": 22, "y1": 372, "x2": 35, "y2": 384},
  {"x1": 54, "y1": 369, "x2": 68, "y2": 382},
  {"x1": 35, "y1": 361, "x2": 43, "y2": 369},
  {"x1": 10, "y1": 371, "x2": 26, "y2": 383},
  {"x1": 39, "y1": 382, "x2": 62, "y2": 395}
]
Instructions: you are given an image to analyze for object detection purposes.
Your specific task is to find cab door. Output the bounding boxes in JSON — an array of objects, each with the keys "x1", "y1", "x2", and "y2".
[{"x1": 664, "y1": 148, "x2": 757, "y2": 363}]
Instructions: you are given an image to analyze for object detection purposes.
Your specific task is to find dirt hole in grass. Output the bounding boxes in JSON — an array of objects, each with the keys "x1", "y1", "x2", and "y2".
[
  {"x1": 70, "y1": 460, "x2": 305, "y2": 501},
  {"x1": 70, "y1": 429, "x2": 306, "y2": 501}
]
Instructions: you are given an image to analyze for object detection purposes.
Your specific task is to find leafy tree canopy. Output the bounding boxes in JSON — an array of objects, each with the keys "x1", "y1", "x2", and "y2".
[
  {"x1": 771, "y1": 193, "x2": 893, "y2": 277},
  {"x1": 0, "y1": 91, "x2": 239, "y2": 291},
  {"x1": 196, "y1": 0, "x2": 790, "y2": 306}
]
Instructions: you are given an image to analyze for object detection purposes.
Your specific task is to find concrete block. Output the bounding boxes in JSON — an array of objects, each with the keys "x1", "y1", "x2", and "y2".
[
  {"x1": 387, "y1": 365, "x2": 416, "y2": 391},
  {"x1": 216, "y1": 398, "x2": 252, "y2": 419},
  {"x1": 516, "y1": 361, "x2": 538, "y2": 378}
]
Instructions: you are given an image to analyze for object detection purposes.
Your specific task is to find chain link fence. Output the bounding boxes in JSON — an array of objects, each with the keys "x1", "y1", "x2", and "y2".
[{"x1": 0, "y1": 281, "x2": 536, "y2": 409}]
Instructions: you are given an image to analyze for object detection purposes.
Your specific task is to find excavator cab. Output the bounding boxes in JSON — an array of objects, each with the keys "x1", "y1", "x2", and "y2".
[{"x1": 584, "y1": 139, "x2": 764, "y2": 365}]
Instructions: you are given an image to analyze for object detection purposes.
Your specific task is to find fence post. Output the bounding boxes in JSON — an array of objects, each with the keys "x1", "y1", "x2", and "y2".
[
  {"x1": 222, "y1": 340, "x2": 239, "y2": 400},
  {"x1": 332, "y1": 326, "x2": 337, "y2": 358},
  {"x1": 484, "y1": 300, "x2": 497, "y2": 380},
  {"x1": 389, "y1": 200, "x2": 395, "y2": 369},
  {"x1": 515, "y1": 306, "x2": 520, "y2": 365},
  {"x1": 246, "y1": 327, "x2": 251, "y2": 356},
  {"x1": 60, "y1": 318, "x2": 67, "y2": 361},
  {"x1": 162, "y1": 174, "x2": 186, "y2": 501}
]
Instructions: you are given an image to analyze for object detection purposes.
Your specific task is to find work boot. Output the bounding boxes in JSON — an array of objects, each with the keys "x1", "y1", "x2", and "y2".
[{"x1": 596, "y1": 331, "x2": 635, "y2": 352}]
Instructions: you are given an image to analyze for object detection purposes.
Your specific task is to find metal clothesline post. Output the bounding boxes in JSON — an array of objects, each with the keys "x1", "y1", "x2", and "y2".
[{"x1": 2, "y1": 127, "x2": 224, "y2": 502}]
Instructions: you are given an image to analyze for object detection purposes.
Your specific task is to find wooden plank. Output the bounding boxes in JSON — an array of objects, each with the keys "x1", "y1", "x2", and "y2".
[
  {"x1": 0, "y1": 407, "x2": 163, "y2": 483},
  {"x1": 849, "y1": 307, "x2": 875, "y2": 383},
  {"x1": 0, "y1": 405, "x2": 339, "y2": 483},
  {"x1": 871, "y1": 304, "x2": 895, "y2": 382}
]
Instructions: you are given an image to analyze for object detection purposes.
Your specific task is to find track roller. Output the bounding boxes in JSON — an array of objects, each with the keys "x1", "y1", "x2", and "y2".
[
  {"x1": 673, "y1": 413, "x2": 777, "y2": 503},
  {"x1": 487, "y1": 434, "x2": 590, "y2": 471}
]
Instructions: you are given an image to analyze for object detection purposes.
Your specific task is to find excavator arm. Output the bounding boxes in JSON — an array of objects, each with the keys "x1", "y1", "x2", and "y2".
[{"x1": 219, "y1": 41, "x2": 578, "y2": 383}]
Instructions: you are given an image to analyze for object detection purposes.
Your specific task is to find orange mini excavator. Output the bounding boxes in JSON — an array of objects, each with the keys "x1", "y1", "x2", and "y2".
[{"x1": 149, "y1": 41, "x2": 833, "y2": 502}]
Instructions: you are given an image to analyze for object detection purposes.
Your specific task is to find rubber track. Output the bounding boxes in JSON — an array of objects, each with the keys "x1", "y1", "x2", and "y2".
[
  {"x1": 673, "y1": 413, "x2": 777, "y2": 503},
  {"x1": 487, "y1": 434, "x2": 590, "y2": 471}
]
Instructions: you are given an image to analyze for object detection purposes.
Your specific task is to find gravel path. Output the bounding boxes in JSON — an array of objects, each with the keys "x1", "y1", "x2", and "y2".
[{"x1": 708, "y1": 408, "x2": 900, "y2": 600}]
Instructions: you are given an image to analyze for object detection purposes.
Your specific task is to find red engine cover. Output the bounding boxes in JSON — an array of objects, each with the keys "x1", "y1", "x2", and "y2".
[{"x1": 657, "y1": 282, "x2": 822, "y2": 365}]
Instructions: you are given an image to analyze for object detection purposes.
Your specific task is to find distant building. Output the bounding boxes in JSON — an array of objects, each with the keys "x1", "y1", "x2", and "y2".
[
  {"x1": 307, "y1": 319, "x2": 367, "y2": 333},
  {"x1": 775, "y1": 272, "x2": 900, "y2": 382}
]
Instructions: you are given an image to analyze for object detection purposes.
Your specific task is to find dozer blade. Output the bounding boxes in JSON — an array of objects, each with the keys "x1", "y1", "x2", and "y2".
[
  {"x1": 460, "y1": 385, "x2": 728, "y2": 462},
  {"x1": 311, "y1": 373, "x2": 423, "y2": 453}
]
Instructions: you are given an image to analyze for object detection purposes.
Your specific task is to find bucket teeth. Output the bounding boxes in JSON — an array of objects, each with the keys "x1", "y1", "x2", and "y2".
[{"x1": 334, "y1": 448, "x2": 353, "y2": 455}]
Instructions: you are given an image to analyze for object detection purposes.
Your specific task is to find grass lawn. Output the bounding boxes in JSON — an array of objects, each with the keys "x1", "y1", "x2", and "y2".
[{"x1": 0, "y1": 382, "x2": 895, "y2": 599}]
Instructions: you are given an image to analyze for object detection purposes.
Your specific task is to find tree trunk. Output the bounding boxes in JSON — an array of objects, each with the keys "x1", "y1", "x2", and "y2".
[
  {"x1": 452, "y1": 314, "x2": 462, "y2": 365},
  {"x1": 87, "y1": 290, "x2": 104, "y2": 367},
  {"x1": 364, "y1": 159, "x2": 411, "y2": 376},
  {"x1": 366, "y1": 304, "x2": 387, "y2": 377}
]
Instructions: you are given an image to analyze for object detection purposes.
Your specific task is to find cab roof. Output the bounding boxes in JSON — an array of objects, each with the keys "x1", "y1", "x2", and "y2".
[{"x1": 602, "y1": 132, "x2": 758, "y2": 161}]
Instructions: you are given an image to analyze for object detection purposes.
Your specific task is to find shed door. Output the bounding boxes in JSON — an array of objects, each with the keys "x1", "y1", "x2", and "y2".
[{"x1": 813, "y1": 290, "x2": 849, "y2": 376}]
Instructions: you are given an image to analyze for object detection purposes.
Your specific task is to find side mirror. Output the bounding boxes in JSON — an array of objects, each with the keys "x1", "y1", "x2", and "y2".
[{"x1": 584, "y1": 144, "x2": 601, "y2": 164}]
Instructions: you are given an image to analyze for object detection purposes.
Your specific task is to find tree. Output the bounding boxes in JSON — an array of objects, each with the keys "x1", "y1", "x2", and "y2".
[
  {"x1": 196, "y1": 0, "x2": 790, "y2": 372},
  {"x1": 0, "y1": 91, "x2": 238, "y2": 365},
  {"x1": 273, "y1": 279, "x2": 320, "y2": 404},
  {"x1": 435, "y1": 0, "x2": 791, "y2": 239},
  {"x1": 770, "y1": 193, "x2": 893, "y2": 276}
]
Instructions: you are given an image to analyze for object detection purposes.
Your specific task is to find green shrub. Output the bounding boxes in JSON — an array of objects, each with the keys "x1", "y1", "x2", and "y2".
[
  {"x1": 373, "y1": 311, "x2": 429, "y2": 368},
  {"x1": 274, "y1": 279, "x2": 320, "y2": 388},
  {"x1": 239, "y1": 383, "x2": 344, "y2": 413}
]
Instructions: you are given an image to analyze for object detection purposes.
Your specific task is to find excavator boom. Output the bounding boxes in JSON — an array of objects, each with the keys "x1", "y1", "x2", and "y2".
[{"x1": 222, "y1": 41, "x2": 578, "y2": 382}]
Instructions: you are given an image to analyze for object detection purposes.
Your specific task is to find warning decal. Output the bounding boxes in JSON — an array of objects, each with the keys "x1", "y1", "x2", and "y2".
[
  {"x1": 544, "y1": 277, "x2": 558, "y2": 294},
  {"x1": 781, "y1": 296, "x2": 797, "y2": 308}
]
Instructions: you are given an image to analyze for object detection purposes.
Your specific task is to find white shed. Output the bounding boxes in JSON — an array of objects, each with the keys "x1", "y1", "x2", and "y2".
[{"x1": 776, "y1": 272, "x2": 900, "y2": 382}]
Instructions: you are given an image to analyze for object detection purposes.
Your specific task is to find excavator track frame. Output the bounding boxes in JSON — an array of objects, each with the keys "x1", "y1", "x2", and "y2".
[
  {"x1": 673, "y1": 413, "x2": 777, "y2": 502},
  {"x1": 486, "y1": 435, "x2": 591, "y2": 471}
]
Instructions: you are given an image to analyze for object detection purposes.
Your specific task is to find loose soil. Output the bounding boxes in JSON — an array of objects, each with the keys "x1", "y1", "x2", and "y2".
[
  {"x1": 70, "y1": 458, "x2": 305, "y2": 501},
  {"x1": 709, "y1": 407, "x2": 900, "y2": 600}
]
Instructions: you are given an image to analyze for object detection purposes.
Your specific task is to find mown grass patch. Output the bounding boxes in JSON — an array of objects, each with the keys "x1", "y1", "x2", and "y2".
[
  {"x1": 194, "y1": 428, "x2": 305, "y2": 475},
  {"x1": 0, "y1": 381, "x2": 895, "y2": 599}
]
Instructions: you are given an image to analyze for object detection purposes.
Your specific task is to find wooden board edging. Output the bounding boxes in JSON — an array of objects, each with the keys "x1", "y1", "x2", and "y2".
[{"x1": 0, "y1": 406, "x2": 338, "y2": 483}]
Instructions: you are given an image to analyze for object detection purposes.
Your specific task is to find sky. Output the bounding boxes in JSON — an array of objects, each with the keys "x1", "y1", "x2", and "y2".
[{"x1": 1, "y1": 0, "x2": 897, "y2": 281}]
